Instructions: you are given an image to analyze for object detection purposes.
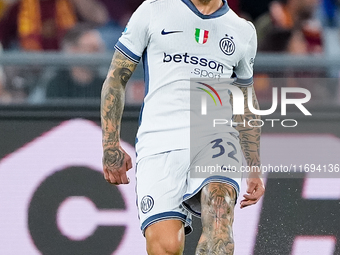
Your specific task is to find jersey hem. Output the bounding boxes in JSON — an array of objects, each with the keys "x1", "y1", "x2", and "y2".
[{"x1": 141, "y1": 211, "x2": 193, "y2": 236}]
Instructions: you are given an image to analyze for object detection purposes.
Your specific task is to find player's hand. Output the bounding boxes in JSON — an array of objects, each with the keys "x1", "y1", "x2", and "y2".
[
  {"x1": 103, "y1": 146, "x2": 132, "y2": 185},
  {"x1": 240, "y1": 174, "x2": 265, "y2": 209}
]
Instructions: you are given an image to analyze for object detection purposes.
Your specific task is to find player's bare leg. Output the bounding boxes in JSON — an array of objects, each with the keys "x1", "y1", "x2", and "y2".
[
  {"x1": 145, "y1": 219, "x2": 185, "y2": 255},
  {"x1": 196, "y1": 182, "x2": 236, "y2": 255}
]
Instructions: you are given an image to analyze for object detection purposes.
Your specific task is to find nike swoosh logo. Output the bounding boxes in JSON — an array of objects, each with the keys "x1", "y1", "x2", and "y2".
[{"x1": 161, "y1": 29, "x2": 183, "y2": 35}]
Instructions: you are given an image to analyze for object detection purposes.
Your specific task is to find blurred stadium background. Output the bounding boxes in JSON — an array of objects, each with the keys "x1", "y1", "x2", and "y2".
[{"x1": 0, "y1": 0, "x2": 340, "y2": 254}]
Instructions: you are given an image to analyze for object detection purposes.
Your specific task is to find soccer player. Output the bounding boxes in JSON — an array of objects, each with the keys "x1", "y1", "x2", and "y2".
[{"x1": 101, "y1": 0, "x2": 265, "y2": 254}]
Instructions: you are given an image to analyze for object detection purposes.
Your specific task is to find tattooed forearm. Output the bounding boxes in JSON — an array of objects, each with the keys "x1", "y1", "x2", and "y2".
[
  {"x1": 231, "y1": 85, "x2": 261, "y2": 168},
  {"x1": 196, "y1": 183, "x2": 236, "y2": 255},
  {"x1": 101, "y1": 51, "x2": 137, "y2": 151},
  {"x1": 105, "y1": 51, "x2": 135, "y2": 88}
]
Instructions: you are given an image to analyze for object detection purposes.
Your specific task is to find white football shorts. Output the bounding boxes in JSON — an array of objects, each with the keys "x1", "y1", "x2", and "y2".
[{"x1": 136, "y1": 134, "x2": 242, "y2": 235}]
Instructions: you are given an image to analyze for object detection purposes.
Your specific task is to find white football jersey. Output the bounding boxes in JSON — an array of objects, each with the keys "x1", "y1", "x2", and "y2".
[{"x1": 115, "y1": 0, "x2": 257, "y2": 160}]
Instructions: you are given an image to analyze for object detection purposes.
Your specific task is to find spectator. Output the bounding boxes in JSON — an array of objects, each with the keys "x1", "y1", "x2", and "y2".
[
  {"x1": 240, "y1": 0, "x2": 274, "y2": 21},
  {"x1": 0, "y1": 45, "x2": 11, "y2": 103},
  {"x1": 95, "y1": 0, "x2": 142, "y2": 50},
  {"x1": 0, "y1": 0, "x2": 10, "y2": 20},
  {"x1": 0, "y1": 80, "x2": 12, "y2": 104},
  {"x1": 0, "y1": 0, "x2": 108, "y2": 103},
  {"x1": 0, "y1": 0, "x2": 77, "y2": 51},
  {"x1": 46, "y1": 23, "x2": 105, "y2": 99},
  {"x1": 255, "y1": 0, "x2": 323, "y2": 54},
  {"x1": 0, "y1": 0, "x2": 108, "y2": 51},
  {"x1": 71, "y1": 0, "x2": 108, "y2": 26},
  {"x1": 259, "y1": 28, "x2": 308, "y2": 54},
  {"x1": 98, "y1": 0, "x2": 142, "y2": 27}
]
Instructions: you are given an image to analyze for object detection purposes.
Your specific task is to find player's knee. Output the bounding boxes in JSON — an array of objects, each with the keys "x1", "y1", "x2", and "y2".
[
  {"x1": 145, "y1": 221, "x2": 184, "y2": 255},
  {"x1": 146, "y1": 234, "x2": 183, "y2": 255}
]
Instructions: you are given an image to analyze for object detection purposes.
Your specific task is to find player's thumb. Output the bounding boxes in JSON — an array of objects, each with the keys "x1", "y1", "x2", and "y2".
[
  {"x1": 126, "y1": 157, "x2": 132, "y2": 170},
  {"x1": 246, "y1": 181, "x2": 257, "y2": 194}
]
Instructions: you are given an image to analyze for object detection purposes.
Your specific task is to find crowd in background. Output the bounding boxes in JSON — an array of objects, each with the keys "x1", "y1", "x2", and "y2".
[{"x1": 0, "y1": 0, "x2": 339, "y2": 103}]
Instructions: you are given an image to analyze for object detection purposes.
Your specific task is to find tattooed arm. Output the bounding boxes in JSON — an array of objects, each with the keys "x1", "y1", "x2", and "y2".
[
  {"x1": 101, "y1": 50, "x2": 137, "y2": 185},
  {"x1": 231, "y1": 85, "x2": 265, "y2": 208}
]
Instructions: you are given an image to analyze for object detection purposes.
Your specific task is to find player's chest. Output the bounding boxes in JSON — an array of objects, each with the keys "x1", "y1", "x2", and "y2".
[{"x1": 148, "y1": 20, "x2": 246, "y2": 66}]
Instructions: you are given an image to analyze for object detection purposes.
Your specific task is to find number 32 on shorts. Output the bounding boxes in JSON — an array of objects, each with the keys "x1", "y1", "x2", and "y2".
[{"x1": 210, "y1": 138, "x2": 239, "y2": 163}]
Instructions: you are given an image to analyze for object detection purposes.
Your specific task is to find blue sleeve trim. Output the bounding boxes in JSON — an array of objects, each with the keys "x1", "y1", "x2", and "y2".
[
  {"x1": 141, "y1": 211, "x2": 192, "y2": 235},
  {"x1": 182, "y1": 176, "x2": 240, "y2": 217},
  {"x1": 114, "y1": 41, "x2": 141, "y2": 64},
  {"x1": 233, "y1": 77, "x2": 254, "y2": 87}
]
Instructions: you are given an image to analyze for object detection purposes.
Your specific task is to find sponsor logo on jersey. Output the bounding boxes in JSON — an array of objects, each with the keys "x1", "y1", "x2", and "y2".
[
  {"x1": 195, "y1": 28, "x2": 209, "y2": 44},
  {"x1": 161, "y1": 29, "x2": 183, "y2": 35},
  {"x1": 163, "y1": 53, "x2": 224, "y2": 73},
  {"x1": 219, "y1": 35, "x2": 235, "y2": 56},
  {"x1": 141, "y1": 195, "x2": 154, "y2": 214}
]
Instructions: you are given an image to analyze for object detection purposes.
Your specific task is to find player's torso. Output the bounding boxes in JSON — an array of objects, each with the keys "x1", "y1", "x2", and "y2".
[
  {"x1": 136, "y1": 0, "x2": 252, "y2": 158},
  {"x1": 145, "y1": 0, "x2": 249, "y2": 84}
]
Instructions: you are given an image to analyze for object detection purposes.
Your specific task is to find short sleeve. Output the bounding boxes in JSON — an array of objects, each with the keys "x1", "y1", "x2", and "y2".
[
  {"x1": 233, "y1": 23, "x2": 257, "y2": 87},
  {"x1": 114, "y1": 1, "x2": 150, "y2": 64}
]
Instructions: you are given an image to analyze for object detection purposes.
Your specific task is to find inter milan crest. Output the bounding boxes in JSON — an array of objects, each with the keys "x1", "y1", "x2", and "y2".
[
  {"x1": 219, "y1": 34, "x2": 235, "y2": 56},
  {"x1": 195, "y1": 28, "x2": 209, "y2": 44},
  {"x1": 141, "y1": 195, "x2": 154, "y2": 214}
]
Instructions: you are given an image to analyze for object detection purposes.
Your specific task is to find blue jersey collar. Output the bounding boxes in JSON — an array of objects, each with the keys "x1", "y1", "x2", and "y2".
[{"x1": 181, "y1": 0, "x2": 229, "y2": 19}]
